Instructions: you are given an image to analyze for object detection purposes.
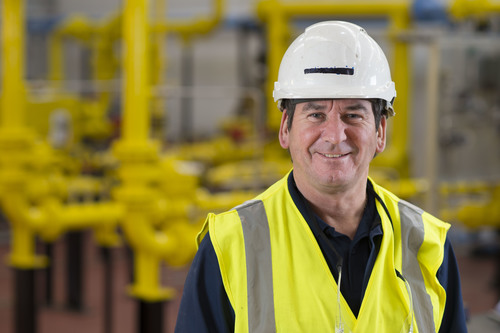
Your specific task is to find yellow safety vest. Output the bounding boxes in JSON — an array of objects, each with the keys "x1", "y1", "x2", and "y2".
[{"x1": 197, "y1": 174, "x2": 449, "y2": 332}]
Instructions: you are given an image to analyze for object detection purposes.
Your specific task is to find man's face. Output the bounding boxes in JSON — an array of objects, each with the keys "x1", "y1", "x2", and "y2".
[{"x1": 279, "y1": 99, "x2": 386, "y2": 194}]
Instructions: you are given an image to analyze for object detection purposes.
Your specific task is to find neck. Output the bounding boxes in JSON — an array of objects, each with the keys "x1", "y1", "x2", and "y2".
[{"x1": 295, "y1": 177, "x2": 368, "y2": 240}]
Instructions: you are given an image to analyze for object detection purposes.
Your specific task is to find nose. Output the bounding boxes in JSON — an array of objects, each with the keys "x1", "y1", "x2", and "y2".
[{"x1": 322, "y1": 115, "x2": 347, "y2": 145}]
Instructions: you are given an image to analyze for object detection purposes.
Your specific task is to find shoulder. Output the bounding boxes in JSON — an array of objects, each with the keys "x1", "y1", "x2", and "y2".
[
  {"x1": 200, "y1": 173, "x2": 291, "y2": 237},
  {"x1": 175, "y1": 231, "x2": 235, "y2": 333},
  {"x1": 369, "y1": 177, "x2": 450, "y2": 232}
]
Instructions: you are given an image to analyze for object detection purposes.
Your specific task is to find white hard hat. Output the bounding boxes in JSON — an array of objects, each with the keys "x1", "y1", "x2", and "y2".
[{"x1": 273, "y1": 21, "x2": 396, "y2": 116}]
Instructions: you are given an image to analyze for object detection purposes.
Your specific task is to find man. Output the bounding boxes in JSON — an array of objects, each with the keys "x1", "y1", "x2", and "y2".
[{"x1": 175, "y1": 21, "x2": 467, "y2": 332}]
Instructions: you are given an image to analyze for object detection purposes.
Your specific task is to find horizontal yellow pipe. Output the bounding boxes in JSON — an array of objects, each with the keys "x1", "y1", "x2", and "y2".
[
  {"x1": 47, "y1": 201, "x2": 123, "y2": 228},
  {"x1": 152, "y1": 0, "x2": 224, "y2": 35},
  {"x1": 258, "y1": 0, "x2": 411, "y2": 174},
  {"x1": 441, "y1": 201, "x2": 500, "y2": 228},
  {"x1": 48, "y1": 13, "x2": 120, "y2": 83},
  {"x1": 257, "y1": 0, "x2": 409, "y2": 18},
  {"x1": 440, "y1": 182, "x2": 500, "y2": 228},
  {"x1": 449, "y1": 0, "x2": 500, "y2": 20},
  {"x1": 53, "y1": 14, "x2": 94, "y2": 39}
]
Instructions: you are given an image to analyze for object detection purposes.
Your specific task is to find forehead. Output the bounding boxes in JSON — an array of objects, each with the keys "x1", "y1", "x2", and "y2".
[{"x1": 295, "y1": 99, "x2": 372, "y2": 110}]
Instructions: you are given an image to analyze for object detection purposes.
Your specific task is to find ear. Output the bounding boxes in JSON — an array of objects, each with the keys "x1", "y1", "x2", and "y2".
[
  {"x1": 375, "y1": 116, "x2": 387, "y2": 154},
  {"x1": 278, "y1": 110, "x2": 290, "y2": 149}
]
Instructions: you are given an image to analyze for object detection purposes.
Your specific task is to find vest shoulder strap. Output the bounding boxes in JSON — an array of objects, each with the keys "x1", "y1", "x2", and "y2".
[
  {"x1": 236, "y1": 200, "x2": 276, "y2": 332},
  {"x1": 398, "y1": 199, "x2": 436, "y2": 332}
]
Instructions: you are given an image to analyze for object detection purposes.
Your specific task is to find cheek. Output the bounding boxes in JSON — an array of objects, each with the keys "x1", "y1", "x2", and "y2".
[
  {"x1": 350, "y1": 130, "x2": 377, "y2": 152},
  {"x1": 297, "y1": 125, "x2": 320, "y2": 144}
]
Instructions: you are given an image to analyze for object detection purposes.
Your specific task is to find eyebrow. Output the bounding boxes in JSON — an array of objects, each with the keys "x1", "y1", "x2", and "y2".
[
  {"x1": 301, "y1": 101, "x2": 370, "y2": 113},
  {"x1": 302, "y1": 102, "x2": 328, "y2": 112},
  {"x1": 344, "y1": 102, "x2": 370, "y2": 113}
]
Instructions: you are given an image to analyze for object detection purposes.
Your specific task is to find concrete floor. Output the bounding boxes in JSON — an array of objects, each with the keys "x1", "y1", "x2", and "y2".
[{"x1": 0, "y1": 229, "x2": 498, "y2": 333}]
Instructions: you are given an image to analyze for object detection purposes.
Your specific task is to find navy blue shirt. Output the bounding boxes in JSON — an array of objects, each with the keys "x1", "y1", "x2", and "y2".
[{"x1": 175, "y1": 173, "x2": 467, "y2": 332}]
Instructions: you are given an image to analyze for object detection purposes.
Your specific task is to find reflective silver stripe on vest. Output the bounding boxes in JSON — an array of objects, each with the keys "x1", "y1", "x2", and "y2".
[
  {"x1": 398, "y1": 200, "x2": 436, "y2": 332},
  {"x1": 236, "y1": 198, "x2": 436, "y2": 332},
  {"x1": 236, "y1": 200, "x2": 276, "y2": 333}
]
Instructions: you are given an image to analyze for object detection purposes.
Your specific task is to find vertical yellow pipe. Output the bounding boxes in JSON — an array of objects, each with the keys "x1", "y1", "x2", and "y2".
[
  {"x1": 0, "y1": 0, "x2": 41, "y2": 269},
  {"x1": 151, "y1": 0, "x2": 167, "y2": 88},
  {"x1": 264, "y1": 0, "x2": 289, "y2": 131},
  {"x1": 131, "y1": 250, "x2": 168, "y2": 300},
  {"x1": 1, "y1": 0, "x2": 26, "y2": 129},
  {"x1": 92, "y1": 35, "x2": 115, "y2": 109},
  {"x1": 385, "y1": 12, "x2": 411, "y2": 177},
  {"x1": 117, "y1": 0, "x2": 173, "y2": 302},
  {"x1": 123, "y1": 0, "x2": 150, "y2": 142},
  {"x1": 48, "y1": 34, "x2": 64, "y2": 83},
  {"x1": 151, "y1": 0, "x2": 167, "y2": 139},
  {"x1": 11, "y1": 224, "x2": 36, "y2": 266}
]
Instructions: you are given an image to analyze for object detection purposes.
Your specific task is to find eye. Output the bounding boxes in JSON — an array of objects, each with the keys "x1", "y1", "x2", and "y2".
[
  {"x1": 344, "y1": 113, "x2": 364, "y2": 121},
  {"x1": 308, "y1": 112, "x2": 325, "y2": 121},
  {"x1": 347, "y1": 113, "x2": 361, "y2": 118}
]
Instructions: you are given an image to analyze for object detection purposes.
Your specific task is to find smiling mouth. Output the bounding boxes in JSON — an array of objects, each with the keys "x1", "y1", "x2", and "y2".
[{"x1": 321, "y1": 153, "x2": 349, "y2": 158}]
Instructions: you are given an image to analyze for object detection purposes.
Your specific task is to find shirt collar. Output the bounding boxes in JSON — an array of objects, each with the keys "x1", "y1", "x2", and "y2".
[{"x1": 287, "y1": 171, "x2": 382, "y2": 243}]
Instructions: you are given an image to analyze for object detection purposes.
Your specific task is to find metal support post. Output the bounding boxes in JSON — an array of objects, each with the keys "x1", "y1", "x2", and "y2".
[
  {"x1": 66, "y1": 231, "x2": 84, "y2": 311},
  {"x1": 138, "y1": 300, "x2": 165, "y2": 333},
  {"x1": 100, "y1": 247, "x2": 114, "y2": 333},
  {"x1": 14, "y1": 268, "x2": 37, "y2": 333},
  {"x1": 44, "y1": 242, "x2": 54, "y2": 306}
]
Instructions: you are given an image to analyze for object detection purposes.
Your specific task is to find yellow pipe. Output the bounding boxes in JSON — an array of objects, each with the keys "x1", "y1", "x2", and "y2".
[
  {"x1": 1, "y1": 186, "x2": 123, "y2": 247},
  {"x1": 48, "y1": 15, "x2": 92, "y2": 83},
  {"x1": 373, "y1": 10, "x2": 411, "y2": 176},
  {"x1": 41, "y1": 200, "x2": 124, "y2": 240},
  {"x1": 112, "y1": 0, "x2": 207, "y2": 300},
  {"x1": 1, "y1": 0, "x2": 26, "y2": 129},
  {"x1": 261, "y1": 3, "x2": 289, "y2": 132},
  {"x1": 1, "y1": 193, "x2": 47, "y2": 268},
  {"x1": 450, "y1": 0, "x2": 500, "y2": 20},
  {"x1": 48, "y1": 13, "x2": 120, "y2": 83},
  {"x1": 53, "y1": 14, "x2": 94, "y2": 39},
  {"x1": 130, "y1": 250, "x2": 175, "y2": 301},
  {"x1": 122, "y1": 0, "x2": 149, "y2": 142},
  {"x1": 153, "y1": 0, "x2": 224, "y2": 35},
  {"x1": 46, "y1": 0, "x2": 223, "y2": 88},
  {"x1": 97, "y1": 12, "x2": 122, "y2": 38},
  {"x1": 10, "y1": 225, "x2": 46, "y2": 268},
  {"x1": 151, "y1": 0, "x2": 167, "y2": 88},
  {"x1": 150, "y1": 0, "x2": 167, "y2": 139},
  {"x1": 91, "y1": 13, "x2": 122, "y2": 83},
  {"x1": 441, "y1": 199, "x2": 500, "y2": 228},
  {"x1": 0, "y1": 0, "x2": 44, "y2": 269},
  {"x1": 257, "y1": 0, "x2": 408, "y2": 17},
  {"x1": 117, "y1": 202, "x2": 180, "y2": 300},
  {"x1": 48, "y1": 34, "x2": 64, "y2": 83},
  {"x1": 440, "y1": 182, "x2": 500, "y2": 228},
  {"x1": 113, "y1": 0, "x2": 180, "y2": 301},
  {"x1": 1, "y1": 1, "x2": 143, "y2": 271},
  {"x1": 257, "y1": 0, "x2": 411, "y2": 174}
]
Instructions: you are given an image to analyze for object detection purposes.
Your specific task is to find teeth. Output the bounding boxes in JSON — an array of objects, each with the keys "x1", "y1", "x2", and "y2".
[{"x1": 324, "y1": 153, "x2": 344, "y2": 158}]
